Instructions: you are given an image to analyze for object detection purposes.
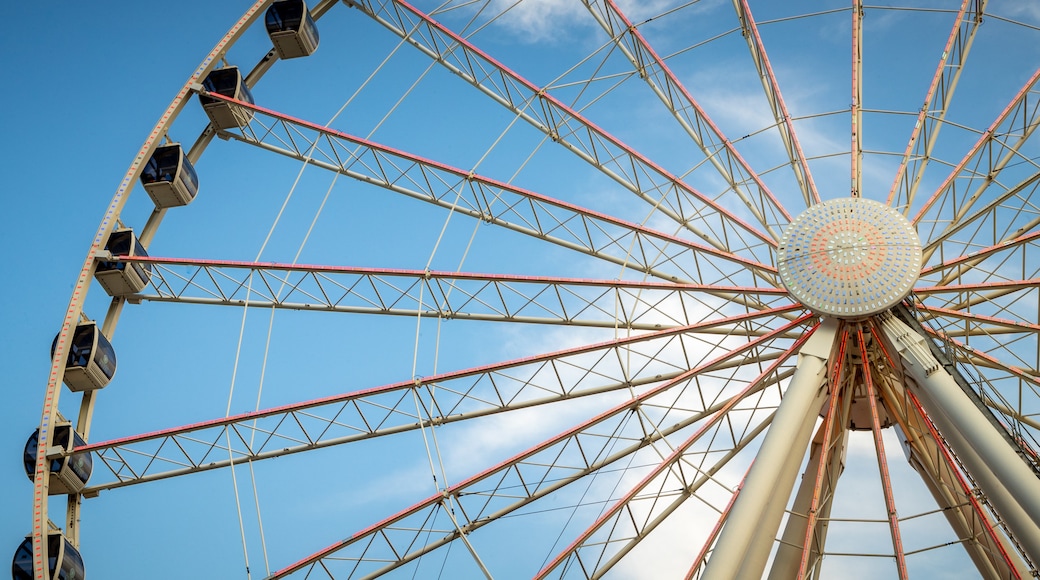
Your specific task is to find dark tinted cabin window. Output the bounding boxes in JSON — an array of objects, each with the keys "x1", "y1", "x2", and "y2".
[
  {"x1": 53, "y1": 425, "x2": 70, "y2": 449},
  {"x1": 202, "y1": 69, "x2": 239, "y2": 96},
  {"x1": 266, "y1": 0, "x2": 305, "y2": 32},
  {"x1": 21, "y1": 430, "x2": 36, "y2": 475},
  {"x1": 107, "y1": 231, "x2": 132, "y2": 256},
  {"x1": 94, "y1": 334, "x2": 117, "y2": 380},
  {"x1": 68, "y1": 430, "x2": 92, "y2": 483},
  {"x1": 153, "y1": 147, "x2": 183, "y2": 182},
  {"x1": 141, "y1": 146, "x2": 182, "y2": 184},
  {"x1": 98, "y1": 230, "x2": 142, "y2": 274},
  {"x1": 11, "y1": 538, "x2": 33, "y2": 580},
  {"x1": 57, "y1": 538, "x2": 84, "y2": 580},
  {"x1": 178, "y1": 153, "x2": 200, "y2": 193},
  {"x1": 200, "y1": 68, "x2": 254, "y2": 106},
  {"x1": 132, "y1": 236, "x2": 152, "y2": 276},
  {"x1": 23, "y1": 430, "x2": 64, "y2": 477},
  {"x1": 47, "y1": 535, "x2": 61, "y2": 578},
  {"x1": 68, "y1": 325, "x2": 95, "y2": 368}
]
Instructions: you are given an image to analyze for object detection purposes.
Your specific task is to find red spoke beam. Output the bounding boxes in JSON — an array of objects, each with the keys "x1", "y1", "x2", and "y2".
[
  {"x1": 584, "y1": 0, "x2": 793, "y2": 233},
  {"x1": 269, "y1": 313, "x2": 816, "y2": 578},
  {"x1": 733, "y1": 0, "x2": 820, "y2": 207},
  {"x1": 918, "y1": 228, "x2": 1040, "y2": 279},
  {"x1": 858, "y1": 326, "x2": 909, "y2": 579},
  {"x1": 203, "y1": 91, "x2": 779, "y2": 285},
  {"x1": 797, "y1": 327, "x2": 850, "y2": 577},
  {"x1": 851, "y1": 0, "x2": 863, "y2": 198},
  {"x1": 118, "y1": 255, "x2": 789, "y2": 329},
  {"x1": 917, "y1": 303, "x2": 1040, "y2": 335},
  {"x1": 887, "y1": 0, "x2": 987, "y2": 211},
  {"x1": 343, "y1": 0, "x2": 779, "y2": 255}
]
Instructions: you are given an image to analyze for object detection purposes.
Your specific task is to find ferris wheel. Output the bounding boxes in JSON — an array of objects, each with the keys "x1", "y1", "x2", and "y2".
[{"x1": 20, "y1": 0, "x2": 1040, "y2": 578}]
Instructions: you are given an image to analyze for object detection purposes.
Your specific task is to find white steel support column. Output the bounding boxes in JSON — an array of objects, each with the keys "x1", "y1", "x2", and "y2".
[
  {"x1": 701, "y1": 319, "x2": 838, "y2": 580},
  {"x1": 738, "y1": 382, "x2": 835, "y2": 578},
  {"x1": 879, "y1": 312, "x2": 1040, "y2": 564},
  {"x1": 769, "y1": 425, "x2": 848, "y2": 579},
  {"x1": 922, "y1": 403, "x2": 1040, "y2": 563}
]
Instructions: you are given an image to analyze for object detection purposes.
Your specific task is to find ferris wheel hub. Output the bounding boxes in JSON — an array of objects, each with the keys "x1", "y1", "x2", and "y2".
[{"x1": 778, "y1": 197, "x2": 922, "y2": 319}]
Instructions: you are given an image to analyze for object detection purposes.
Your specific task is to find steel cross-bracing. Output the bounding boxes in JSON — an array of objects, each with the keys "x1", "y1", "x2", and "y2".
[
  {"x1": 263, "y1": 314, "x2": 814, "y2": 579},
  {"x1": 886, "y1": 0, "x2": 987, "y2": 212},
  {"x1": 581, "y1": 0, "x2": 795, "y2": 233},
  {"x1": 532, "y1": 329, "x2": 815, "y2": 579},
  {"x1": 75, "y1": 307, "x2": 810, "y2": 493},
  {"x1": 913, "y1": 67, "x2": 1040, "y2": 264},
  {"x1": 30, "y1": 1, "x2": 1040, "y2": 579},
  {"x1": 342, "y1": 0, "x2": 782, "y2": 262},
  {"x1": 114, "y1": 256, "x2": 790, "y2": 330},
  {"x1": 195, "y1": 91, "x2": 780, "y2": 288}
]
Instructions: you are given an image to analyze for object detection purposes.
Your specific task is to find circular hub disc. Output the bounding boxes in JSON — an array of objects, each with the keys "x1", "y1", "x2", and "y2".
[{"x1": 778, "y1": 197, "x2": 922, "y2": 319}]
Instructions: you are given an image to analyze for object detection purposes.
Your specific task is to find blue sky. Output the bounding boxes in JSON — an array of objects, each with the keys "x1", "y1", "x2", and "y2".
[
  {"x1": 4, "y1": 1, "x2": 1040, "y2": 579},
  {"x1": 0, "y1": 0, "x2": 252, "y2": 572}
]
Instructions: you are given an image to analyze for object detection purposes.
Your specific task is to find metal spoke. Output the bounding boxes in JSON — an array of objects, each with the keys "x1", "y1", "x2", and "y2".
[
  {"x1": 582, "y1": 0, "x2": 792, "y2": 236},
  {"x1": 887, "y1": 0, "x2": 987, "y2": 212},
  {"x1": 732, "y1": 0, "x2": 820, "y2": 208},
  {"x1": 121, "y1": 259, "x2": 787, "y2": 331},
  {"x1": 267, "y1": 314, "x2": 813, "y2": 578},
  {"x1": 201, "y1": 92, "x2": 779, "y2": 286},
  {"x1": 341, "y1": 0, "x2": 779, "y2": 264},
  {"x1": 851, "y1": 0, "x2": 863, "y2": 198},
  {"x1": 77, "y1": 306, "x2": 809, "y2": 492}
]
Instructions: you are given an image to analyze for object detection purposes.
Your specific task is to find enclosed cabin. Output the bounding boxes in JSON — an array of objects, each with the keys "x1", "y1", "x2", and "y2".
[
  {"x1": 198, "y1": 66, "x2": 255, "y2": 130},
  {"x1": 266, "y1": 0, "x2": 320, "y2": 59},
  {"x1": 52, "y1": 321, "x2": 116, "y2": 392},
  {"x1": 23, "y1": 422, "x2": 92, "y2": 495},
  {"x1": 140, "y1": 144, "x2": 199, "y2": 208},
  {"x1": 12, "y1": 531, "x2": 85, "y2": 580},
  {"x1": 95, "y1": 228, "x2": 152, "y2": 296}
]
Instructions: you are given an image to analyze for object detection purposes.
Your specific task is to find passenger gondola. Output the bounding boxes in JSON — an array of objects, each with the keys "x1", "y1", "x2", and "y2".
[
  {"x1": 95, "y1": 228, "x2": 151, "y2": 296},
  {"x1": 266, "y1": 0, "x2": 320, "y2": 59},
  {"x1": 51, "y1": 321, "x2": 116, "y2": 392},
  {"x1": 23, "y1": 421, "x2": 92, "y2": 495},
  {"x1": 198, "y1": 66, "x2": 255, "y2": 129},
  {"x1": 12, "y1": 531, "x2": 85, "y2": 580},
  {"x1": 140, "y1": 143, "x2": 198, "y2": 208}
]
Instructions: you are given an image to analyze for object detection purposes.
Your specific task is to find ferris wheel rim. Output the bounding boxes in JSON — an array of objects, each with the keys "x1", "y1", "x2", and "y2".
[{"x1": 30, "y1": 1, "x2": 1040, "y2": 578}]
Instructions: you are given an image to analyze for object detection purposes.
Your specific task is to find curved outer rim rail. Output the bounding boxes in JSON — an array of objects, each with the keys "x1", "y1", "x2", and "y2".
[
  {"x1": 30, "y1": 2, "x2": 1040, "y2": 578},
  {"x1": 28, "y1": 1, "x2": 341, "y2": 575}
]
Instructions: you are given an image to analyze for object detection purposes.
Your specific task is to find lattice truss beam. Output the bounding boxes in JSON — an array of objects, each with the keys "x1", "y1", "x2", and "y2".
[
  {"x1": 263, "y1": 315, "x2": 815, "y2": 579},
  {"x1": 531, "y1": 329, "x2": 815, "y2": 580},
  {"x1": 580, "y1": 0, "x2": 794, "y2": 233},
  {"x1": 730, "y1": 0, "x2": 820, "y2": 208},
  {"x1": 336, "y1": 0, "x2": 781, "y2": 263},
  {"x1": 201, "y1": 91, "x2": 776, "y2": 288},
  {"x1": 76, "y1": 307, "x2": 811, "y2": 494},
  {"x1": 913, "y1": 67, "x2": 1040, "y2": 269},
  {"x1": 888, "y1": 0, "x2": 987, "y2": 212},
  {"x1": 115, "y1": 257, "x2": 790, "y2": 329}
]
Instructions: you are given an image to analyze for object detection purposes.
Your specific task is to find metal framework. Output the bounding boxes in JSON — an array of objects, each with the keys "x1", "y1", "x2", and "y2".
[{"x1": 28, "y1": 1, "x2": 1040, "y2": 579}]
